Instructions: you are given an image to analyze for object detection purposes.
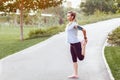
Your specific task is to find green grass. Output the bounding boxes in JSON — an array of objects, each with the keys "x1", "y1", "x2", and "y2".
[
  {"x1": 0, "y1": 26, "x2": 49, "y2": 59},
  {"x1": 105, "y1": 46, "x2": 120, "y2": 80}
]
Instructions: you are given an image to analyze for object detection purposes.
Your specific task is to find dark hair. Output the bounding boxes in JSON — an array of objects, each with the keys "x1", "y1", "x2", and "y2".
[{"x1": 67, "y1": 11, "x2": 76, "y2": 20}]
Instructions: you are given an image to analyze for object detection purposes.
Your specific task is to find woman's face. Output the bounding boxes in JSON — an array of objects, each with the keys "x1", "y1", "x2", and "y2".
[{"x1": 67, "y1": 13, "x2": 73, "y2": 21}]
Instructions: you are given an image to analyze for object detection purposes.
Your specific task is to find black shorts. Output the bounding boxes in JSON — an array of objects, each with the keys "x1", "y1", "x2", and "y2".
[{"x1": 70, "y1": 42, "x2": 84, "y2": 62}]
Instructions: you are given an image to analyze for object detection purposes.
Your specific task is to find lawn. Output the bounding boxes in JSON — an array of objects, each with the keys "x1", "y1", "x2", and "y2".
[
  {"x1": 0, "y1": 26, "x2": 49, "y2": 59},
  {"x1": 104, "y1": 46, "x2": 120, "y2": 80}
]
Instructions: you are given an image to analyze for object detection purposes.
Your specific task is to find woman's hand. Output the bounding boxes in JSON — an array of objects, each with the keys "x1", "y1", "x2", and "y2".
[
  {"x1": 82, "y1": 28, "x2": 87, "y2": 44},
  {"x1": 84, "y1": 37, "x2": 88, "y2": 44}
]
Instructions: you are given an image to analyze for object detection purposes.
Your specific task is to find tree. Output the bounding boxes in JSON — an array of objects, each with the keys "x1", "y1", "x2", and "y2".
[
  {"x1": 0, "y1": 0, "x2": 63, "y2": 41},
  {"x1": 113, "y1": 0, "x2": 120, "y2": 13},
  {"x1": 80, "y1": 0, "x2": 114, "y2": 15},
  {"x1": 42, "y1": 6, "x2": 65, "y2": 25}
]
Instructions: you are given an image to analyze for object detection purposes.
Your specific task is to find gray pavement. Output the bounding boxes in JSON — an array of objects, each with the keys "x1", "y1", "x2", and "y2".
[{"x1": 0, "y1": 18, "x2": 120, "y2": 80}]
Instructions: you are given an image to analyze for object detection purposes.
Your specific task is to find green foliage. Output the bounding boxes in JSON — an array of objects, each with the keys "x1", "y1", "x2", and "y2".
[
  {"x1": 105, "y1": 46, "x2": 120, "y2": 80},
  {"x1": 0, "y1": 16, "x2": 10, "y2": 22},
  {"x1": 42, "y1": 6, "x2": 66, "y2": 25},
  {"x1": 28, "y1": 26, "x2": 65, "y2": 39},
  {"x1": 80, "y1": 0, "x2": 115, "y2": 15},
  {"x1": 113, "y1": 0, "x2": 120, "y2": 13},
  {"x1": 28, "y1": 28, "x2": 47, "y2": 38},
  {"x1": 108, "y1": 27, "x2": 120, "y2": 46},
  {"x1": 0, "y1": 0, "x2": 63, "y2": 12},
  {"x1": 78, "y1": 11, "x2": 120, "y2": 25}
]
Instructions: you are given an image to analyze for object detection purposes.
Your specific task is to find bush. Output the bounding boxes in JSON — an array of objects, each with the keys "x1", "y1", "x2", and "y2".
[
  {"x1": 108, "y1": 26, "x2": 120, "y2": 46},
  {"x1": 28, "y1": 26, "x2": 65, "y2": 39},
  {"x1": 28, "y1": 28, "x2": 48, "y2": 38}
]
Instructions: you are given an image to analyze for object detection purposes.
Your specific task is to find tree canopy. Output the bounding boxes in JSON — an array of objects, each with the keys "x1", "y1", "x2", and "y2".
[
  {"x1": 80, "y1": 0, "x2": 120, "y2": 15},
  {"x1": 0, "y1": 0, "x2": 63, "y2": 12}
]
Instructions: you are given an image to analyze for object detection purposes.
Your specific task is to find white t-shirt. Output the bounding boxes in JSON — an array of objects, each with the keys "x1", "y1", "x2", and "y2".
[{"x1": 65, "y1": 22, "x2": 79, "y2": 43}]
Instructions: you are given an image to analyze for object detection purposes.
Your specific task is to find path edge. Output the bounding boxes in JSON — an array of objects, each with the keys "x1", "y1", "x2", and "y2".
[{"x1": 102, "y1": 38, "x2": 115, "y2": 80}]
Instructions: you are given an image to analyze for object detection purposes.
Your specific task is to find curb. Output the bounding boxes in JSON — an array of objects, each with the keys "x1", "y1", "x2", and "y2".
[{"x1": 102, "y1": 38, "x2": 115, "y2": 80}]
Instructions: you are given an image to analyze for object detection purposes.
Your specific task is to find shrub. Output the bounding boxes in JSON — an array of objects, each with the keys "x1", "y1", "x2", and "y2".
[
  {"x1": 108, "y1": 26, "x2": 120, "y2": 46},
  {"x1": 28, "y1": 26, "x2": 65, "y2": 39},
  {"x1": 28, "y1": 28, "x2": 48, "y2": 38}
]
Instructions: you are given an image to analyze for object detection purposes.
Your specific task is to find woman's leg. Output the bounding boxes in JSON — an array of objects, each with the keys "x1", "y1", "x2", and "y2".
[
  {"x1": 73, "y1": 62, "x2": 78, "y2": 76},
  {"x1": 68, "y1": 45, "x2": 79, "y2": 78},
  {"x1": 75, "y1": 42, "x2": 84, "y2": 60}
]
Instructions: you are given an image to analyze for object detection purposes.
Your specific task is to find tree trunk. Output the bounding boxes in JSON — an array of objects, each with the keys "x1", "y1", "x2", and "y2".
[{"x1": 20, "y1": 0, "x2": 24, "y2": 41}]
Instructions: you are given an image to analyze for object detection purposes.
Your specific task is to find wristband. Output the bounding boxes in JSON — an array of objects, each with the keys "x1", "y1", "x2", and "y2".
[{"x1": 84, "y1": 37, "x2": 87, "y2": 39}]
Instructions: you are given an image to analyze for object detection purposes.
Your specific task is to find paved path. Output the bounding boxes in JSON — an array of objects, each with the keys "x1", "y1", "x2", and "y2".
[{"x1": 0, "y1": 18, "x2": 120, "y2": 80}]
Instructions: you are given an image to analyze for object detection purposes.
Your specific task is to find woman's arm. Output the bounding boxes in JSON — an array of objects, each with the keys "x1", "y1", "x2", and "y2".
[
  {"x1": 82, "y1": 28, "x2": 88, "y2": 43},
  {"x1": 74, "y1": 25, "x2": 88, "y2": 43}
]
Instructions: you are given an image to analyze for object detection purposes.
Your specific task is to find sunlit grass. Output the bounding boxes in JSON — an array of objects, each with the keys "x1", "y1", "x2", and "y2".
[{"x1": 105, "y1": 46, "x2": 120, "y2": 80}]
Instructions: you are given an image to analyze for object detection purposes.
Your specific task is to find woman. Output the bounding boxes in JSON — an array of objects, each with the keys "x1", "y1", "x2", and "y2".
[{"x1": 65, "y1": 11, "x2": 88, "y2": 79}]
